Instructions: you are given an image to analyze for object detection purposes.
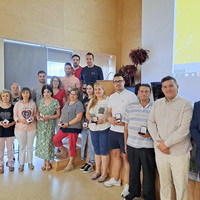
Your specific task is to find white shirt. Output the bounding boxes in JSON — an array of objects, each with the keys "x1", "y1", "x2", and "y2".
[{"x1": 108, "y1": 89, "x2": 137, "y2": 133}]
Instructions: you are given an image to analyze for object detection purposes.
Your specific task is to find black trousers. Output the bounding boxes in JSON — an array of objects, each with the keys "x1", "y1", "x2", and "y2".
[{"x1": 127, "y1": 146, "x2": 156, "y2": 200}]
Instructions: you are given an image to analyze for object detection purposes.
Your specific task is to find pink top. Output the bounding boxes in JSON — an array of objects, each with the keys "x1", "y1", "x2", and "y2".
[
  {"x1": 61, "y1": 76, "x2": 80, "y2": 101},
  {"x1": 14, "y1": 101, "x2": 37, "y2": 132},
  {"x1": 53, "y1": 89, "x2": 65, "y2": 110}
]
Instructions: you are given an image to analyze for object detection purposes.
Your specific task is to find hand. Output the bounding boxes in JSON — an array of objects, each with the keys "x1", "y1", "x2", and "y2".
[
  {"x1": 115, "y1": 121, "x2": 125, "y2": 126},
  {"x1": 61, "y1": 122, "x2": 69, "y2": 128},
  {"x1": 97, "y1": 119, "x2": 104, "y2": 124},
  {"x1": 162, "y1": 148, "x2": 170, "y2": 154},
  {"x1": 36, "y1": 116, "x2": 42, "y2": 121},
  {"x1": 157, "y1": 140, "x2": 168, "y2": 152},
  {"x1": 3, "y1": 123, "x2": 11, "y2": 128},
  {"x1": 31, "y1": 116, "x2": 35, "y2": 123},
  {"x1": 0, "y1": 121, "x2": 3, "y2": 126},
  {"x1": 108, "y1": 117, "x2": 117, "y2": 126},
  {"x1": 124, "y1": 144, "x2": 127, "y2": 154},
  {"x1": 88, "y1": 117, "x2": 93, "y2": 124},
  {"x1": 20, "y1": 119, "x2": 29, "y2": 125},
  {"x1": 139, "y1": 132, "x2": 151, "y2": 138},
  {"x1": 43, "y1": 116, "x2": 50, "y2": 122}
]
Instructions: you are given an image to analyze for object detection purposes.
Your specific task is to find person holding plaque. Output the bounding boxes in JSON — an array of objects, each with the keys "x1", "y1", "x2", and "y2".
[
  {"x1": 123, "y1": 84, "x2": 156, "y2": 200},
  {"x1": 104, "y1": 73, "x2": 137, "y2": 198}
]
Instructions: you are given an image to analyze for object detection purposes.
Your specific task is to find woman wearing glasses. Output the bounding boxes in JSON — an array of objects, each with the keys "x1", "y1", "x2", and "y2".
[{"x1": 53, "y1": 88, "x2": 84, "y2": 172}]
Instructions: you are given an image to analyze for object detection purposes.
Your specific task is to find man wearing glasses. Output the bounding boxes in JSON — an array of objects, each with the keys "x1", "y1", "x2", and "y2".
[
  {"x1": 148, "y1": 76, "x2": 192, "y2": 200},
  {"x1": 104, "y1": 73, "x2": 137, "y2": 198}
]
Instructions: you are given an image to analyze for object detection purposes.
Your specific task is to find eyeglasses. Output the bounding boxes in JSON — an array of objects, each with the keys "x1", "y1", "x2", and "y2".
[{"x1": 113, "y1": 80, "x2": 124, "y2": 84}]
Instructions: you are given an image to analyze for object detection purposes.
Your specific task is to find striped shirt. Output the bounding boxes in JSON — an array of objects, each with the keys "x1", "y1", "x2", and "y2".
[{"x1": 123, "y1": 102, "x2": 154, "y2": 148}]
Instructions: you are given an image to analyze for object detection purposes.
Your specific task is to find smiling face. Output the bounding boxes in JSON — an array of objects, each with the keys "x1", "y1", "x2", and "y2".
[
  {"x1": 1, "y1": 92, "x2": 11, "y2": 103},
  {"x1": 72, "y1": 56, "x2": 80, "y2": 68},
  {"x1": 86, "y1": 55, "x2": 94, "y2": 67},
  {"x1": 69, "y1": 91, "x2": 78, "y2": 101},
  {"x1": 22, "y1": 90, "x2": 30, "y2": 100},
  {"x1": 38, "y1": 73, "x2": 46, "y2": 84},
  {"x1": 65, "y1": 65, "x2": 72, "y2": 76},
  {"x1": 43, "y1": 89, "x2": 52, "y2": 99},
  {"x1": 161, "y1": 79, "x2": 179, "y2": 101},
  {"x1": 86, "y1": 85, "x2": 94, "y2": 96},
  {"x1": 52, "y1": 78, "x2": 59, "y2": 89},
  {"x1": 94, "y1": 85, "x2": 104, "y2": 98}
]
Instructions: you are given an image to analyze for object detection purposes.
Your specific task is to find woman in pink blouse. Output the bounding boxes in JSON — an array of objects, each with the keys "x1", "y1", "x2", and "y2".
[{"x1": 14, "y1": 87, "x2": 37, "y2": 172}]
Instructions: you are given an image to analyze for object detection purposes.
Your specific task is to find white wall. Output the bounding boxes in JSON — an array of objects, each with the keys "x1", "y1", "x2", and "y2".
[{"x1": 141, "y1": 0, "x2": 199, "y2": 104}]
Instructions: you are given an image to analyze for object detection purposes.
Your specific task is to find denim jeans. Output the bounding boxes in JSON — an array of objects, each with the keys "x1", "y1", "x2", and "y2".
[{"x1": 81, "y1": 128, "x2": 95, "y2": 163}]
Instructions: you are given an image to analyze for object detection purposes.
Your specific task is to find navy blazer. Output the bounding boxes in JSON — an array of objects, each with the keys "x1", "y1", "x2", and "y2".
[{"x1": 190, "y1": 101, "x2": 200, "y2": 168}]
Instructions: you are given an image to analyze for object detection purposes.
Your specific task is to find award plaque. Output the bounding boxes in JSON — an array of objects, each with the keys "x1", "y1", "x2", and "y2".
[
  {"x1": 138, "y1": 126, "x2": 147, "y2": 135},
  {"x1": 26, "y1": 118, "x2": 32, "y2": 124},
  {"x1": 83, "y1": 122, "x2": 88, "y2": 128},
  {"x1": 2, "y1": 119, "x2": 9, "y2": 125},
  {"x1": 92, "y1": 116, "x2": 98, "y2": 124},
  {"x1": 115, "y1": 113, "x2": 121, "y2": 123},
  {"x1": 68, "y1": 87, "x2": 72, "y2": 92}
]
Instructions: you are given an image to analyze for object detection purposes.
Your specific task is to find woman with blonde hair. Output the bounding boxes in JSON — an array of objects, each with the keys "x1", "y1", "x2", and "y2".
[
  {"x1": 0, "y1": 90, "x2": 15, "y2": 173},
  {"x1": 14, "y1": 87, "x2": 37, "y2": 171},
  {"x1": 86, "y1": 82, "x2": 110, "y2": 182}
]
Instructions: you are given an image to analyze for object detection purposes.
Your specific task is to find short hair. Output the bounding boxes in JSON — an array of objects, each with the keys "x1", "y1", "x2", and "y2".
[
  {"x1": 50, "y1": 76, "x2": 62, "y2": 89},
  {"x1": 70, "y1": 88, "x2": 81, "y2": 98},
  {"x1": 72, "y1": 54, "x2": 80, "y2": 60},
  {"x1": 19, "y1": 87, "x2": 32, "y2": 100},
  {"x1": 113, "y1": 73, "x2": 124, "y2": 80},
  {"x1": 11, "y1": 83, "x2": 20, "y2": 88},
  {"x1": 41, "y1": 85, "x2": 53, "y2": 97},
  {"x1": 38, "y1": 70, "x2": 46, "y2": 76},
  {"x1": 138, "y1": 84, "x2": 151, "y2": 92},
  {"x1": 86, "y1": 52, "x2": 94, "y2": 59},
  {"x1": 64, "y1": 62, "x2": 72, "y2": 69},
  {"x1": 0, "y1": 90, "x2": 13, "y2": 102},
  {"x1": 161, "y1": 76, "x2": 177, "y2": 85}
]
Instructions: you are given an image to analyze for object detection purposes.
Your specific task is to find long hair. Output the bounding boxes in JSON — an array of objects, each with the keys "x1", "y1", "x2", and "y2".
[
  {"x1": 88, "y1": 82, "x2": 106, "y2": 110},
  {"x1": 50, "y1": 76, "x2": 63, "y2": 90}
]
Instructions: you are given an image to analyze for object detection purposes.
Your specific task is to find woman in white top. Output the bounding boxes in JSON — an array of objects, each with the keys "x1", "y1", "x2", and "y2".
[{"x1": 86, "y1": 82, "x2": 110, "y2": 182}]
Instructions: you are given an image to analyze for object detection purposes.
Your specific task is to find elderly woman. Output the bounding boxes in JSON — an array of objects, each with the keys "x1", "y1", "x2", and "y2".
[
  {"x1": 14, "y1": 87, "x2": 37, "y2": 171},
  {"x1": 36, "y1": 85, "x2": 60, "y2": 171},
  {"x1": 53, "y1": 88, "x2": 84, "y2": 172},
  {"x1": 0, "y1": 90, "x2": 15, "y2": 173},
  {"x1": 86, "y1": 82, "x2": 110, "y2": 182}
]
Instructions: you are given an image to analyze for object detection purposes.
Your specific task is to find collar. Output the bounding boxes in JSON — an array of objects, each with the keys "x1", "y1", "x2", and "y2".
[{"x1": 164, "y1": 95, "x2": 179, "y2": 103}]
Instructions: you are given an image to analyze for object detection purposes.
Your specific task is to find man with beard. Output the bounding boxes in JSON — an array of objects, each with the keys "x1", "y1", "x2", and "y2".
[
  {"x1": 71, "y1": 54, "x2": 82, "y2": 81},
  {"x1": 32, "y1": 70, "x2": 46, "y2": 106},
  {"x1": 61, "y1": 63, "x2": 80, "y2": 101},
  {"x1": 81, "y1": 52, "x2": 103, "y2": 85}
]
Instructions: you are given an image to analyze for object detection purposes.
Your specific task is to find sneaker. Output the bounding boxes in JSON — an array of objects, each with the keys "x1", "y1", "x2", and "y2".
[
  {"x1": 104, "y1": 177, "x2": 121, "y2": 187},
  {"x1": 80, "y1": 163, "x2": 89, "y2": 171},
  {"x1": 121, "y1": 184, "x2": 130, "y2": 197},
  {"x1": 124, "y1": 195, "x2": 140, "y2": 200},
  {"x1": 83, "y1": 164, "x2": 94, "y2": 173}
]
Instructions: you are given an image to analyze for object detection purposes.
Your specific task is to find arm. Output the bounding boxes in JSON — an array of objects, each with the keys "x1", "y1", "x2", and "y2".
[
  {"x1": 43, "y1": 108, "x2": 60, "y2": 121},
  {"x1": 190, "y1": 102, "x2": 200, "y2": 146},
  {"x1": 86, "y1": 99, "x2": 93, "y2": 123},
  {"x1": 62, "y1": 112, "x2": 83, "y2": 128},
  {"x1": 98, "y1": 67, "x2": 104, "y2": 80},
  {"x1": 107, "y1": 108, "x2": 116, "y2": 126},
  {"x1": 32, "y1": 87, "x2": 36, "y2": 103},
  {"x1": 164, "y1": 101, "x2": 193, "y2": 147},
  {"x1": 124, "y1": 123, "x2": 128, "y2": 153},
  {"x1": 148, "y1": 104, "x2": 160, "y2": 141}
]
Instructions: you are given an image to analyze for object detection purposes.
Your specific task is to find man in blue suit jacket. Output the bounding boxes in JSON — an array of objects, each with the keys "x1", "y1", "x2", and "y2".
[{"x1": 190, "y1": 101, "x2": 200, "y2": 172}]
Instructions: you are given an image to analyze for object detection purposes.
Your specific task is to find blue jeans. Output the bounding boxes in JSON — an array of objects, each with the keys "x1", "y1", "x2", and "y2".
[
  {"x1": 81, "y1": 128, "x2": 95, "y2": 163},
  {"x1": 90, "y1": 128, "x2": 109, "y2": 156}
]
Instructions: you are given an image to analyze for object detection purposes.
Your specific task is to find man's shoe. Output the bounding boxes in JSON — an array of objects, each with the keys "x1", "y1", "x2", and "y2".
[
  {"x1": 83, "y1": 164, "x2": 94, "y2": 173},
  {"x1": 121, "y1": 184, "x2": 130, "y2": 197},
  {"x1": 80, "y1": 163, "x2": 89, "y2": 171},
  {"x1": 124, "y1": 194, "x2": 141, "y2": 200},
  {"x1": 104, "y1": 177, "x2": 121, "y2": 187}
]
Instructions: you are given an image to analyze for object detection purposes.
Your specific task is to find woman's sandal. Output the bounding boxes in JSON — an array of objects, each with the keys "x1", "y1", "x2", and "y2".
[
  {"x1": 91, "y1": 172, "x2": 101, "y2": 180},
  {"x1": 41, "y1": 161, "x2": 46, "y2": 171},
  {"x1": 63, "y1": 164, "x2": 74, "y2": 172},
  {"x1": 28, "y1": 163, "x2": 34, "y2": 170},
  {"x1": 9, "y1": 166, "x2": 14, "y2": 171},
  {"x1": 98, "y1": 174, "x2": 108, "y2": 182},
  {"x1": 18, "y1": 165, "x2": 24, "y2": 172},
  {"x1": 0, "y1": 166, "x2": 4, "y2": 173},
  {"x1": 46, "y1": 162, "x2": 52, "y2": 171}
]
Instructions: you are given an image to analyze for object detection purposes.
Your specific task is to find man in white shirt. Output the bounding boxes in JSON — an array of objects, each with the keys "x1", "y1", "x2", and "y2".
[
  {"x1": 104, "y1": 73, "x2": 137, "y2": 198},
  {"x1": 148, "y1": 76, "x2": 193, "y2": 200}
]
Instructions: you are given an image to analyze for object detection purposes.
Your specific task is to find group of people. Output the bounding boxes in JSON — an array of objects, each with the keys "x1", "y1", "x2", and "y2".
[{"x1": 0, "y1": 50, "x2": 199, "y2": 200}]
